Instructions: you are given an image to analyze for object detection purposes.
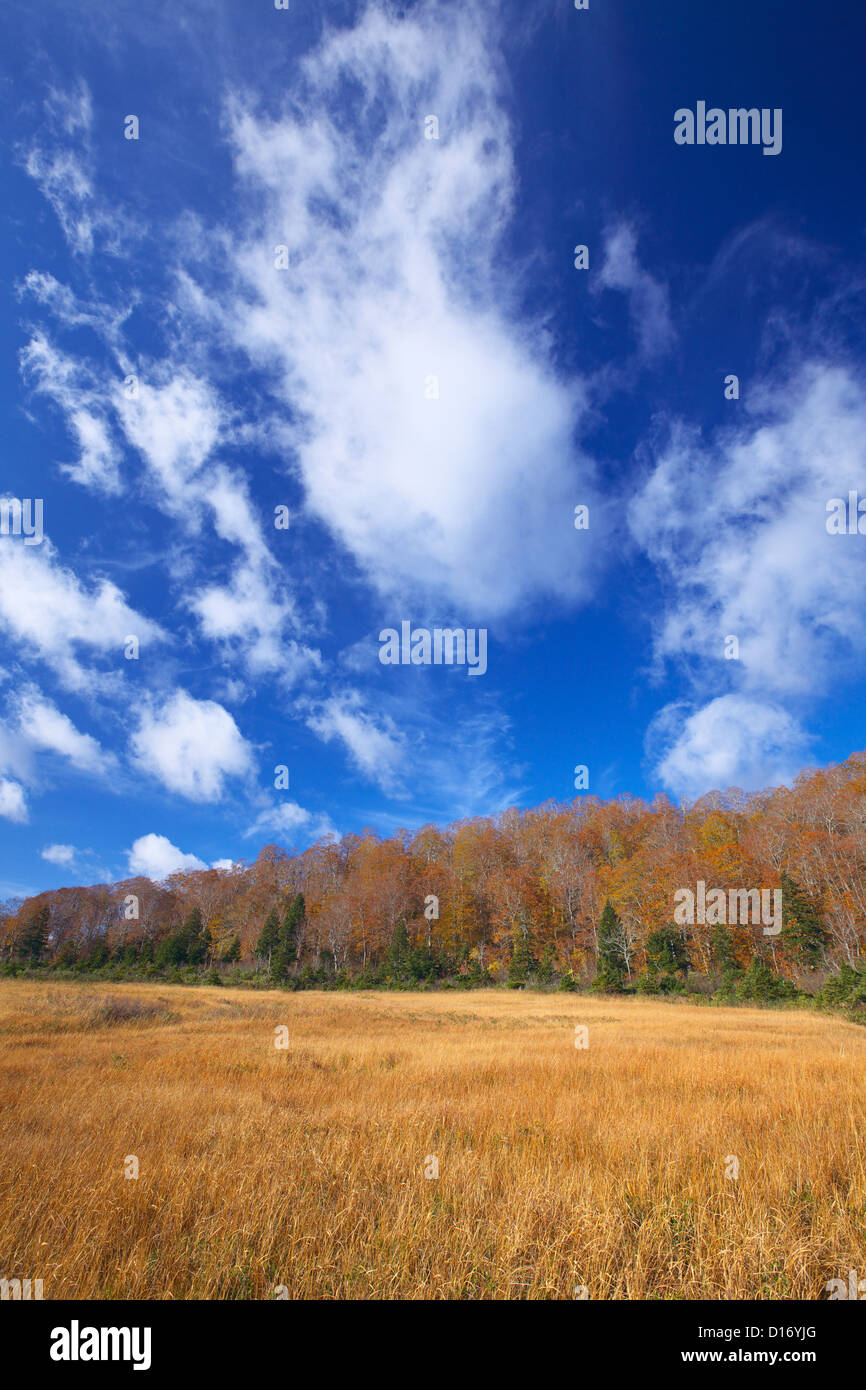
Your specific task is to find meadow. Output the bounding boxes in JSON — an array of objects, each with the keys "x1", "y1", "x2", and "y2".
[{"x1": 1, "y1": 980, "x2": 864, "y2": 1300}]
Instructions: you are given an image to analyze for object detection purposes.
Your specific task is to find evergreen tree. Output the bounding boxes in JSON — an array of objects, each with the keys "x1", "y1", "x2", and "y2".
[
  {"x1": 645, "y1": 926, "x2": 690, "y2": 979},
  {"x1": 735, "y1": 957, "x2": 798, "y2": 1002},
  {"x1": 780, "y1": 872, "x2": 827, "y2": 970},
  {"x1": 272, "y1": 895, "x2": 304, "y2": 981},
  {"x1": 85, "y1": 938, "x2": 110, "y2": 971},
  {"x1": 255, "y1": 908, "x2": 281, "y2": 968},
  {"x1": 184, "y1": 906, "x2": 203, "y2": 935},
  {"x1": 155, "y1": 928, "x2": 185, "y2": 969},
  {"x1": 385, "y1": 917, "x2": 411, "y2": 982},
  {"x1": 223, "y1": 934, "x2": 241, "y2": 964},
  {"x1": 593, "y1": 901, "x2": 628, "y2": 991},
  {"x1": 819, "y1": 962, "x2": 861, "y2": 1007},
  {"x1": 19, "y1": 905, "x2": 50, "y2": 962},
  {"x1": 710, "y1": 923, "x2": 740, "y2": 979},
  {"x1": 507, "y1": 930, "x2": 536, "y2": 988},
  {"x1": 536, "y1": 941, "x2": 557, "y2": 986},
  {"x1": 182, "y1": 907, "x2": 211, "y2": 966},
  {"x1": 55, "y1": 935, "x2": 78, "y2": 968},
  {"x1": 282, "y1": 895, "x2": 304, "y2": 962}
]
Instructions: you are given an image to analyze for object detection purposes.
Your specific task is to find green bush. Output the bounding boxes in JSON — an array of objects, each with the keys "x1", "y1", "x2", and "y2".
[{"x1": 734, "y1": 959, "x2": 798, "y2": 1002}]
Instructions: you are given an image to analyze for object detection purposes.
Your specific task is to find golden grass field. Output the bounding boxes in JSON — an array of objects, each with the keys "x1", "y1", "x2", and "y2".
[{"x1": 1, "y1": 979, "x2": 864, "y2": 1300}]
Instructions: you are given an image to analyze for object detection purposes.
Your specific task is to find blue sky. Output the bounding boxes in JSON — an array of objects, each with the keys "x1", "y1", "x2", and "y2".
[{"x1": 1, "y1": 0, "x2": 865, "y2": 897}]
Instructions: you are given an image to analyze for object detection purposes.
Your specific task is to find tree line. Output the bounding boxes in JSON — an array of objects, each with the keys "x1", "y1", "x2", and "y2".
[{"x1": 4, "y1": 751, "x2": 866, "y2": 1012}]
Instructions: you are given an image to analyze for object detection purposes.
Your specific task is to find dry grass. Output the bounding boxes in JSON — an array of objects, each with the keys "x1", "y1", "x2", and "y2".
[{"x1": 0, "y1": 979, "x2": 864, "y2": 1299}]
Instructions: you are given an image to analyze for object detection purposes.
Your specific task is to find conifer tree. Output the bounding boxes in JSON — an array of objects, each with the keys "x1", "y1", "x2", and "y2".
[
  {"x1": 537, "y1": 940, "x2": 557, "y2": 986},
  {"x1": 19, "y1": 904, "x2": 50, "y2": 962},
  {"x1": 594, "y1": 900, "x2": 627, "y2": 991},
  {"x1": 507, "y1": 930, "x2": 536, "y2": 987},
  {"x1": 255, "y1": 907, "x2": 281, "y2": 969},
  {"x1": 780, "y1": 872, "x2": 827, "y2": 970},
  {"x1": 183, "y1": 906, "x2": 211, "y2": 966},
  {"x1": 272, "y1": 895, "x2": 304, "y2": 981},
  {"x1": 710, "y1": 924, "x2": 740, "y2": 982},
  {"x1": 645, "y1": 926, "x2": 689, "y2": 978},
  {"x1": 385, "y1": 917, "x2": 410, "y2": 981}
]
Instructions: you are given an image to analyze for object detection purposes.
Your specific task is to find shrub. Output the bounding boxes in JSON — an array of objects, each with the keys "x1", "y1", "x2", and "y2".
[{"x1": 735, "y1": 959, "x2": 798, "y2": 1003}]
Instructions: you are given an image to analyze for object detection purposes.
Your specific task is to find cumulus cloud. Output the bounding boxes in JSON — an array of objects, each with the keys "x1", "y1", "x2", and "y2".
[
  {"x1": 41, "y1": 843, "x2": 77, "y2": 865},
  {"x1": 126, "y1": 832, "x2": 207, "y2": 879},
  {"x1": 131, "y1": 690, "x2": 255, "y2": 801},
  {"x1": 650, "y1": 696, "x2": 812, "y2": 801},
  {"x1": 244, "y1": 801, "x2": 336, "y2": 843},
  {"x1": 0, "y1": 778, "x2": 28, "y2": 823}
]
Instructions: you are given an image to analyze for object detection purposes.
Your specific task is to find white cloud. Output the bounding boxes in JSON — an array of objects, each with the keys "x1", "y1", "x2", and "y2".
[
  {"x1": 116, "y1": 384, "x2": 311, "y2": 676},
  {"x1": 16, "y1": 689, "x2": 113, "y2": 774},
  {"x1": 307, "y1": 692, "x2": 407, "y2": 795},
  {"x1": 19, "y1": 333, "x2": 122, "y2": 494},
  {"x1": 22, "y1": 325, "x2": 306, "y2": 677},
  {"x1": 185, "y1": 465, "x2": 316, "y2": 676},
  {"x1": 115, "y1": 372, "x2": 221, "y2": 506},
  {"x1": 596, "y1": 222, "x2": 674, "y2": 359},
  {"x1": 126, "y1": 832, "x2": 207, "y2": 880},
  {"x1": 23, "y1": 84, "x2": 95, "y2": 254},
  {"x1": 65, "y1": 408, "x2": 119, "y2": 491},
  {"x1": 212, "y1": 3, "x2": 599, "y2": 617},
  {"x1": 25, "y1": 145, "x2": 96, "y2": 256},
  {"x1": 0, "y1": 779, "x2": 28, "y2": 823},
  {"x1": 41, "y1": 843, "x2": 77, "y2": 866},
  {"x1": 22, "y1": 81, "x2": 128, "y2": 258},
  {"x1": 632, "y1": 364, "x2": 866, "y2": 696},
  {"x1": 244, "y1": 800, "x2": 336, "y2": 843},
  {"x1": 633, "y1": 362, "x2": 866, "y2": 792},
  {"x1": 650, "y1": 696, "x2": 812, "y2": 801},
  {"x1": 131, "y1": 689, "x2": 255, "y2": 801},
  {"x1": 0, "y1": 538, "x2": 165, "y2": 690},
  {"x1": 20, "y1": 270, "x2": 99, "y2": 327}
]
